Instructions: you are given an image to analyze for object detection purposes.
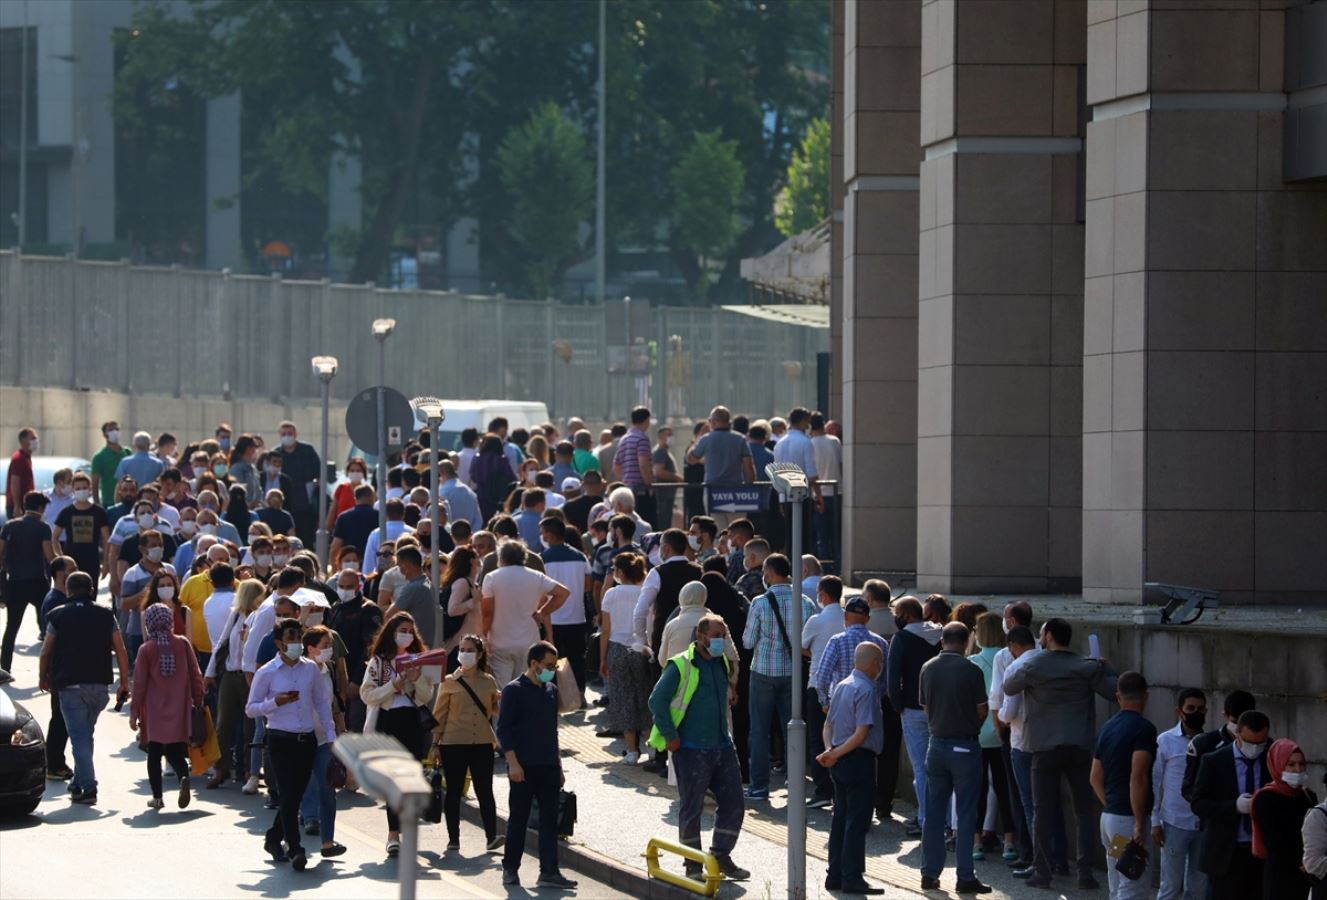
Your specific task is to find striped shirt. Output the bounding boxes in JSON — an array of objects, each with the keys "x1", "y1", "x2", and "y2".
[
  {"x1": 613, "y1": 428, "x2": 652, "y2": 491},
  {"x1": 742, "y1": 583, "x2": 817, "y2": 678}
]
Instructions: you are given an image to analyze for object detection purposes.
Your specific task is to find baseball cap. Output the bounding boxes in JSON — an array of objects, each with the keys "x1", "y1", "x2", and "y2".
[
  {"x1": 561, "y1": 477, "x2": 582, "y2": 492},
  {"x1": 844, "y1": 596, "x2": 870, "y2": 616}
]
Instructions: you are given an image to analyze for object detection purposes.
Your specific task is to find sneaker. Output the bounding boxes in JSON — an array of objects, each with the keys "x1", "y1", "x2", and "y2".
[
  {"x1": 486, "y1": 834, "x2": 506, "y2": 853},
  {"x1": 1002, "y1": 845, "x2": 1019, "y2": 861},
  {"x1": 321, "y1": 842, "x2": 347, "y2": 858},
  {"x1": 714, "y1": 855, "x2": 750, "y2": 881},
  {"x1": 147, "y1": 796, "x2": 165, "y2": 809},
  {"x1": 807, "y1": 796, "x2": 833, "y2": 809},
  {"x1": 71, "y1": 789, "x2": 97, "y2": 805},
  {"x1": 1012, "y1": 865, "x2": 1037, "y2": 879},
  {"x1": 178, "y1": 776, "x2": 191, "y2": 809},
  {"x1": 623, "y1": 751, "x2": 640, "y2": 764},
  {"x1": 684, "y1": 860, "x2": 704, "y2": 881},
  {"x1": 501, "y1": 869, "x2": 520, "y2": 886},
  {"x1": 971, "y1": 846, "x2": 985, "y2": 861},
  {"x1": 595, "y1": 728, "x2": 623, "y2": 738},
  {"x1": 446, "y1": 838, "x2": 460, "y2": 851},
  {"x1": 742, "y1": 787, "x2": 769, "y2": 801},
  {"x1": 535, "y1": 873, "x2": 578, "y2": 890},
  {"x1": 955, "y1": 877, "x2": 993, "y2": 894},
  {"x1": 385, "y1": 839, "x2": 400, "y2": 857},
  {"x1": 46, "y1": 765, "x2": 73, "y2": 780},
  {"x1": 242, "y1": 775, "x2": 260, "y2": 795}
]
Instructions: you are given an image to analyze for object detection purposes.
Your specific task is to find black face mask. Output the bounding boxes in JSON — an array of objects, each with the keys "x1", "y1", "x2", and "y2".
[{"x1": 1183, "y1": 711, "x2": 1206, "y2": 732}]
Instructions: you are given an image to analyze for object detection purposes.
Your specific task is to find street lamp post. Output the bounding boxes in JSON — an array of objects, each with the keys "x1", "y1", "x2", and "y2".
[
  {"x1": 312, "y1": 356, "x2": 339, "y2": 570},
  {"x1": 413, "y1": 396, "x2": 446, "y2": 648},
  {"x1": 372, "y1": 318, "x2": 396, "y2": 549}
]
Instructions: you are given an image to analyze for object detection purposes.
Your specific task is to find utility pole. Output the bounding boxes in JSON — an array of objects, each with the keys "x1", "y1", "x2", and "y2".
[
  {"x1": 17, "y1": 0, "x2": 29, "y2": 246},
  {"x1": 595, "y1": 0, "x2": 606, "y2": 307}
]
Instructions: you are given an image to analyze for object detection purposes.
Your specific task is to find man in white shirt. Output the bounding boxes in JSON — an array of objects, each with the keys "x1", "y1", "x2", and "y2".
[
  {"x1": 202, "y1": 563, "x2": 238, "y2": 649},
  {"x1": 245, "y1": 616, "x2": 334, "y2": 871},
  {"x1": 481, "y1": 540, "x2": 570, "y2": 686},
  {"x1": 242, "y1": 569, "x2": 306, "y2": 676},
  {"x1": 809, "y1": 413, "x2": 842, "y2": 567},
  {"x1": 539, "y1": 518, "x2": 591, "y2": 698},
  {"x1": 772, "y1": 410, "x2": 824, "y2": 563},
  {"x1": 988, "y1": 600, "x2": 1035, "y2": 867},
  {"x1": 1151, "y1": 688, "x2": 1210, "y2": 900},
  {"x1": 801, "y1": 575, "x2": 845, "y2": 807}
]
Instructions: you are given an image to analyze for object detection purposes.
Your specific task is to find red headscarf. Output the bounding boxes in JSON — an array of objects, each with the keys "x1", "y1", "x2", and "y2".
[{"x1": 1251, "y1": 738, "x2": 1305, "y2": 859}]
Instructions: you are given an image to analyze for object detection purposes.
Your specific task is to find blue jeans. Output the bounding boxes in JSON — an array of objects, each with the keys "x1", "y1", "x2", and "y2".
[
  {"x1": 672, "y1": 745, "x2": 745, "y2": 856},
  {"x1": 1011, "y1": 747, "x2": 1066, "y2": 867},
  {"x1": 828, "y1": 748, "x2": 875, "y2": 886},
  {"x1": 300, "y1": 742, "x2": 336, "y2": 845},
  {"x1": 747, "y1": 672, "x2": 792, "y2": 792},
  {"x1": 900, "y1": 708, "x2": 930, "y2": 823},
  {"x1": 1158, "y1": 822, "x2": 1208, "y2": 900},
  {"x1": 250, "y1": 716, "x2": 266, "y2": 782},
  {"x1": 922, "y1": 737, "x2": 982, "y2": 882},
  {"x1": 59, "y1": 684, "x2": 109, "y2": 793}
]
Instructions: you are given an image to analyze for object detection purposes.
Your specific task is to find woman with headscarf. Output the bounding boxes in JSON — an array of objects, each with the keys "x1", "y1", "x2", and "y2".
[
  {"x1": 1252, "y1": 738, "x2": 1319, "y2": 899},
  {"x1": 130, "y1": 602, "x2": 205, "y2": 809}
]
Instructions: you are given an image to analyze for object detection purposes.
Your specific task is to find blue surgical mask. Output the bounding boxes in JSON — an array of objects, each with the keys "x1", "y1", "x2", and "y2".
[
  {"x1": 707, "y1": 637, "x2": 726, "y2": 657},
  {"x1": 537, "y1": 668, "x2": 556, "y2": 684}
]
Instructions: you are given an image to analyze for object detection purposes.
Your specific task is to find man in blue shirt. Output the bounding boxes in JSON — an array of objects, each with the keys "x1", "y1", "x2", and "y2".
[
  {"x1": 817, "y1": 641, "x2": 886, "y2": 895},
  {"x1": 438, "y1": 460, "x2": 482, "y2": 528},
  {"x1": 648, "y1": 614, "x2": 750, "y2": 884},
  {"x1": 113, "y1": 432, "x2": 166, "y2": 488},
  {"x1": 514, "y1": 489, "x2": 545, "y2": 549},
  {"x1": 330, "y1": 484, "x2": 379, "y2": 560},
  {"x1": 495, "y1": 641, "x2": 577, "y2": 891}
]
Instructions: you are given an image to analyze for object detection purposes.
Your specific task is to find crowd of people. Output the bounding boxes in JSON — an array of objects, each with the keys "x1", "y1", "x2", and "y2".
[{"x1": 1, "y1": 409, "x2": 1324, "y2": 900}]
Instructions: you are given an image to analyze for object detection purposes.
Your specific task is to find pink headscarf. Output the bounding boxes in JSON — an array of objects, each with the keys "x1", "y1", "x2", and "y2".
[
  {"x1": 144, "y1": 603, "x2": 177, "y2": 678},
  {"x1": 1251, "y1": 738, "x2": 1305, "y2": 859}
]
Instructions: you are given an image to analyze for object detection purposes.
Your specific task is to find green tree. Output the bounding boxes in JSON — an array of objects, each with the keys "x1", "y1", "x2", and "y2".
[
  {"x1": 495, "y1": 102, "x2": 595, "y2": 299},
  {"x1": 670, "y1": 129, "x2": 745, "y2": 298},
  {"x1": 775, "y1": 116, "x2": 830, "y2": 236}
]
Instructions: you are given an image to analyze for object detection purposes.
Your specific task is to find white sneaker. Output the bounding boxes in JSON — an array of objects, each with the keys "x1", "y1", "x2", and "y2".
[
  {"x1": 242, "y1": 776, "x2": 260, "y2": 795},
  {"x1": 623, "y1": 751, "x2": 640, "y2": 764}
]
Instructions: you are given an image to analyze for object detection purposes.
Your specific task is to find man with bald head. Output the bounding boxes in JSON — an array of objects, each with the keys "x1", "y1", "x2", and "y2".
[{"x1": 818, "y1": 640, "x2": 887, "y2": 895}]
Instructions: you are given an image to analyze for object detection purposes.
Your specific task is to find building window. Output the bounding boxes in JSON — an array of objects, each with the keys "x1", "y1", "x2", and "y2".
[{"x1": 0, "y1": 27, "x2": 38, "y2": 150}]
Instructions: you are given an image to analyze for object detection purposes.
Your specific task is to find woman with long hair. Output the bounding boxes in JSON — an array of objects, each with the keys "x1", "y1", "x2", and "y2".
[
  {"x1": 204, "y1": 578, "x2": 264, "y2": 789},
  {"x1": 471, "y1": 434, "x2": 514, "y2": 524},
  {"x1": 430, "y1": 633, "x2": 501, "y2": 852},
  {"x1": 360, "y1": 612, "x2": 436, "y2": 856},
  {"x1": 442, "y1": 547, "x2": 482, "y2": 664},
  {"x1": 598, "y1": 552, "x2": 654, "y2": 763},
  {"x1": 146, "y1": 568, "x2": 190, "y2": 639},
  {"x1": 969, "y1": 611, "x2": 1016, "y2": 861},
  {"x1": 130, "y1": 603, "x2": 204, "y2": 809},
  {"x1": 224, "y1": 483, "x2": 253, "y2": 543},
  {"x1": 228, "y1": 435, "x2": 262, "y2": 509},
  {"x1": 524, "y1": 434, "x2": 550, "y2": 470}
]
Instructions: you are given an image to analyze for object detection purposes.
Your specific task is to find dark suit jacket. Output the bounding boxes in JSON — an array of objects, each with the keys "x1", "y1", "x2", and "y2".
[{"x1": 1190, "y1": 743, "x2": 1271, "y2": 875}]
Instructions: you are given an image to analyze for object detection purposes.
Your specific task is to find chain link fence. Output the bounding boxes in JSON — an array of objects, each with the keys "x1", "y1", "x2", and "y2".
[{"x1": 0, "y1": 252, "x2": 827, "y2": 423}]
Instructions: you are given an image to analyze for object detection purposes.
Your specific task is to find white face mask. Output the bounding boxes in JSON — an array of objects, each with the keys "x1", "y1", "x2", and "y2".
[
  {"x1": 342, "y1": 561, "x2": 359, "y2": 571},
  {"x1": 315, "y1": 647, "x2": 334, "y2": 664},
  {"x1": 107, "y1": 430, "x2": 120, "y2": 444},
  {"x1": 1238, "y1": 740, "x2": 1266, "y2": 760},
  {"x1": 457, "y1": 650, "x2": 478, "y2": 669},
  {"x1": 137, "y1": 513, "x2": 155, "y2": 529},
  {"x1": 199, "y1": 523, "x2": 217, "y2": 536},
  {"x1": 394, "y1": 631, "x2": 414, "y2": 648},
  {"x1": 73, "y1": 488, "x2": 90, "y2": 502},
  {"x1": 1282, "y1": 771, "x2": 1308, "y2": 788},
  {"x1": 280, "y1": 434, "x2": 296, "y2": 448},
  {"x1": 156, "y1": 584, "x2": 175, "y2": 600},
  {"x1": 336, "y1": 587, "x2": 356, "y2": 602},
  {"x1": 348, "y1": 471, "x2": 364, "y2": 484},
  {"x1": 306, "y1": 611, "x2": 324, "y2": 627},
  {"x1": 687, "y1": 534, "x2": 702, "y2": 550},
  {"x1": 180, "y1": 521, "x2": 197, "y2": 536},
  {"x1": 255, "y1": 553, "x2": 272, "y2": 566},
  {"x1": 146, "y1": 547, "x2": 164, "y2": 563},
  {"x1": 281, "y1": 643, "x2": 302, "y2": 661}
]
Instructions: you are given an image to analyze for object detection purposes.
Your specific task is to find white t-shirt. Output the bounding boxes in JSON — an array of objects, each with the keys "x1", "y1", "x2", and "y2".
[
  {"x1": 600, "y1": 584, "x2": 642, "y2": 646},
  {"x1": 811, "y1": 433, "x2": 842, "y2": 496},
  {"x1": 542, "y1": 550, "x2": 590, "y2": 626},
  {"x1": 481, "y1": 565, "x2": 559, "y2": 650},
  {"x1": 203, "y1": 589, "x2": 236, "y2": 648}
]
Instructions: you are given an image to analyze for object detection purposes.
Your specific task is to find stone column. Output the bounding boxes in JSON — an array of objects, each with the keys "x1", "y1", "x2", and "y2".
[
  {"x1": 840, "y1": 0, "x2": 922, "y2": 582},
  {"x1": 1082, "y1": 1, "x2": 1327, "y2": 604},
  {"x1": 916, "y1": 0, "x2": 1086, "y2": 594},
  {"x1": 829, "y1": 0, "x2": 845, "y2": 422}
]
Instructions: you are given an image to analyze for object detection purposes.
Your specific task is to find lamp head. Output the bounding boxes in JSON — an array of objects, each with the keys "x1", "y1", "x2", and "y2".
[
  {"x1": 372, "y1": 318, "x2": 396, "y2": 339},
  {"x1": 412, "y1": 396, "x2": 445, "y2": 425},
  {"x1": 311, "y1": 355, "x2": 338, "y2": 380}
]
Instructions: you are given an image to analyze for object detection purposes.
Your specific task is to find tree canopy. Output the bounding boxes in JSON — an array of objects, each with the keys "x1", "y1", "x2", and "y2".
[{"x1": 775, "y1": 116, "x2": 830, "y2": 237}]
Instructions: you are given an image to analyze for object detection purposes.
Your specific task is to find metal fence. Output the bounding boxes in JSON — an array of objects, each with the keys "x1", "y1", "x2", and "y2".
[{"x1": 0, "y1": 251, "x2": 827, "y2": 423}]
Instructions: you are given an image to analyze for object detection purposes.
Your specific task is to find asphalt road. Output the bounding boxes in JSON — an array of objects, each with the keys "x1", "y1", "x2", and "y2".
[{"x1": 0, "y1": 613, "x2": 622, "y2": 900}]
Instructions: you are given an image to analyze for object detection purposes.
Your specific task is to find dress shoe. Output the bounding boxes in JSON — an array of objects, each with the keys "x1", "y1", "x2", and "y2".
[
  {"x1": 955, "y1": 878, "x2": 992, "y2": 894},
  {"x1": 921, "y1": 875, "x2": 941, "y2": 890}
]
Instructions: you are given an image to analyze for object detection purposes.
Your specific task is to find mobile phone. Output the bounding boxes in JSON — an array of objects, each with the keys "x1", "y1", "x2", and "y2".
[{"x1": 287, "y1": 690, "x2": 301, "y2": 700}]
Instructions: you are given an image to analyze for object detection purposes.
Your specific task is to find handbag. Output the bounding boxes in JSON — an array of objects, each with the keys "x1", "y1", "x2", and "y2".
[
  {"x1": 187, "y1": 707, "x2": 220, "y2": 776},
  {"x1": 531, "y1": 788, "x2": 578, "y2": 839},
  {"x1": 327, "y1": 755, "x2": 348, "y2": 789},
  {"x1": 1115, "y1": 839, "x2": 1148, "y2": 881},
  {"x1": 422, "y1": 766, "x2": 444, "y2": 824},
  {"x1": 189, "y1": 705, "x2": 209, "y2": 747}
]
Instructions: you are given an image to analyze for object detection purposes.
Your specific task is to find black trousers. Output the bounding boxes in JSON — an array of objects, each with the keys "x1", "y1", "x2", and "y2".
[
  {"x1": 291, "y1": 507, "x2": 317, "y2": 550},
  {"x1": 266, "y1": 730, "x2": 318, "y2": 856},
  {"x1": 1, "y1": 579, "x2": 46, "y2": 672},
  {"x1": 503, "y1": 763, "x2": 561, "y2": 876},
  {"x1": 733, "y1": 652, "x2": 752, "y2": 782},
  {"x1": 1030, "y1": 744, "x2": 1097, "y2": 880},
  {"x1": 378, "y1": 706, "x2": 427, "y2": 831},
  {"x1": 1211, "y1": 843, "x2": 1263, "y2": 900},
  {"x1": 876, "y1": 696, "x2": 902, "y2": 816},
  {"x1": 634, "y1": 491, "x2": 657, "y2": 531},
  {"x1": 147, "y1": 741, "x2": 190, "y2": 797},
  {"x1": 552, "y1": 623, "x2": 587, "y2": 694},
  {"x1": 440, "y1": 743, "x2": 496, "y2": 842},
  {"x1": 977, "y1": 746, "x2": 1015, "y2": 838},
  {"x1": 806, "y1": 686, "x2": 833, "y2": 800},
  {"x1": 47, "y1": 688, "x2": 69, "y2": 770}
]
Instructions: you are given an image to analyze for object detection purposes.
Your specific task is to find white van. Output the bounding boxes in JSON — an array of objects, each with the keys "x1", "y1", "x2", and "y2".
[{"x1": 428, "y1": 400, "x2": 550, "y2": 452}]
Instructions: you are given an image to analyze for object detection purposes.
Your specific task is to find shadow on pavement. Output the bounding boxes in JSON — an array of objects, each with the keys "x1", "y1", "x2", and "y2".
[
  {"x1": 35, "y1": 803, "x2": 117, "y2": 825},
  {"x1": 121, "y1": 807, "x2": 215, "y2": 827}
]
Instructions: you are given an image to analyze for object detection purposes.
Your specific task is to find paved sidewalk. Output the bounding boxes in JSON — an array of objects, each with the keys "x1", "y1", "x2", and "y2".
[{"x1": 477, "y1": 686, "x2": 1097, "y2": 900}]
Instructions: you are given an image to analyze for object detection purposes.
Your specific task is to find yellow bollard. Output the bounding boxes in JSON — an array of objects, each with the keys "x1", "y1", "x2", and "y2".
[{"x1": 644, "y1": 837, "x2": 724, "y2": 897}]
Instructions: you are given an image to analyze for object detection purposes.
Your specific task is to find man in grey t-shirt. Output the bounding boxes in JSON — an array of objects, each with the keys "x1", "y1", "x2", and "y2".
[
  {"x1": 685, "y1": 406, "x2": 756, "y2": 529},
  {"x1": 385, "y1": 546, "x2": 436, "y2": 647}
]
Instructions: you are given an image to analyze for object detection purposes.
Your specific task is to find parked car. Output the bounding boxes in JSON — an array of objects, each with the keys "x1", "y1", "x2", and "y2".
[
  {"x1": 0, "y1": 668, "x2": 45, "y2": 817},
  {"x1": 0, "y1": 455, "x2": 93, "y2": 526}
]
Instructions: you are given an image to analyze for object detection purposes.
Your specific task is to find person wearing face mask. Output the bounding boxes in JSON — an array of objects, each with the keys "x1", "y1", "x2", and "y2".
[
  {"x1": 215, "y1": 423, "x2": 233, "y2": 456},
  {"x1": 116, "y1": 531, "x2": 177, "y2": 674},
  {"x1": 440, "y1": 548, "x2": 482, "y2": 664},
  {"x1": 360, "y1": 613, "x2": 435, "y2": 856},
  {"x1": 648, "y1": 615, "x2": 750, "y2": 884},
  {"x1": 883, "y1": 595, "x2": 943, "y2": 834},
  {"x1": 538, "y1": 517, "x2": 592, "y2": 698},
  {"x1": 326, "y1": 569, "x2": 381, "y2": 732},
  {"x1": 326, "y1": 457, "x2": 369, "y2": 532},
  {"x1": 42, "y1": 467, "x2": 76, "y2": 529},
  {"x1": 1001, "y1": 618, "x2": 1117, "y2": 892},
  {"x1": 204, "y1": 578, "x2": 264, "y2": 789},
  {"x1": 178, "y1": 545, "x2": 230, "y2": 672},
  {"x1": 224, "y1": 483, "x2": 254, "y2": 542},
  {"x1": 195, "y1": 493, "x2": 242, "y2": 546},
  {"x1": 430, "y1": 633, "x2": 502, "y2": 852},
  {"x1": 329, "y1": 483, "x2": 379, "y2": 566},
  {"x1": 1150, "y1": 687, "x2": 1211, "y2": 900},
  {"x1": 130, "y1": 603, "x2": 205, "y2": 811},
  {"x1": 1251, "y1": 739, "x2": 1318, "y2": 899},
  {"x1": 496, "y1": 640, "x2": 578, "y2": 890},
  {"x1": 297, "y1": 625, "x2": 348, "y2": 859},
  {"x1": 91, "y1": 421, "x2": 130, "y2": 507},
  {"x1": 37, "y1": 557, "x2": 76, "y2": 778},
  {"x1": 245, "y1": 616, "x2": 335, "y2": 871},
  {"x1": 47, "y1": 472, "x2": 109, "y2": 582},
  {"x1": 1190, "y1": 709, "x2": 1274, "y2": 900},
  {"x1": 1183, "y1": 689, "x2": 1259, "y2": 806},
  {"x1": 246, "y1": 535, "x2": 274, "y2": 577},
  {"x1": 274, "y1": 421, "x2": 321, "y2": 550}
]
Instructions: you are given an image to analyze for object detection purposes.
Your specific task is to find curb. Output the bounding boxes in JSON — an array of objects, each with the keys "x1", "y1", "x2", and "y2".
[{"x1": 459, "y1": 799, "x2": 700, "y2": 900}]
